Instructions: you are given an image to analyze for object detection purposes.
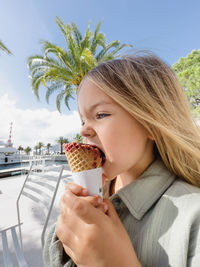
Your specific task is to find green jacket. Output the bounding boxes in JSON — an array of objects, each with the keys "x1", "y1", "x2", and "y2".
[{"x1": 43, "y1": 158, "x2": 200, "y2": 267}]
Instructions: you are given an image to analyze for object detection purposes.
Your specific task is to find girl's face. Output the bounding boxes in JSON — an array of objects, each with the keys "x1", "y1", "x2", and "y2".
[{"x1": 78, "y1": 79, "x2": 154, "y2": 181}]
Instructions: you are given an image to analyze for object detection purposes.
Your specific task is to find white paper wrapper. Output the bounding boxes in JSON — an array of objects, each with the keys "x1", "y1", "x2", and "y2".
[{"x1": 72, "y1": 167, "x2": 102, "y2": 197}]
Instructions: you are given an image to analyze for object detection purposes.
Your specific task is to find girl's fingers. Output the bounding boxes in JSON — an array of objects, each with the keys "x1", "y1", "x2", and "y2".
[
  {"x1": 62, "y1": 243, "x2": 77, "y2": 264},
  {"x1": 84, "y1": 195, "x2": 103, "y2": 207},
  {"x1": 62, "y1": 188, "x2": 108, "y2": 213},
  {"x1": 96, "y1": 202, "x2": 109, "y2": 213},
  {"x1": 84, "y1": 195, "x2": 108, "y2": 213},
  {"x1": 65, "y1": 182, "x2": 88, "y2": 196},
  {"x1": 56, "y1": 216, "x2": 79, "y2": 263},
  {"x1": 63, "y1": 188, "x2": 108, "y2": 224},
  {"x1": 56, "y1": 215, "x2": 75, "y2": 248},
  {"x1": 65, "y1": 183, "x2": 108, "y2": 212}
]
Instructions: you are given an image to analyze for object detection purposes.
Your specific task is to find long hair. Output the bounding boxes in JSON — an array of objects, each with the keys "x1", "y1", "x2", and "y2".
[{"x1": 80, "y1": 52, "x2": 200, "y2": 187}]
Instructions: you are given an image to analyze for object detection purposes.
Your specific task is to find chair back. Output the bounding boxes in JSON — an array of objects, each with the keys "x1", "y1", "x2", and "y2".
[
  {"x1": 0, "y1": 223, "x2": 28, "y2": 267},
  {"x1": 16, "y1": 162, "x2": 71, "y2": 248}
]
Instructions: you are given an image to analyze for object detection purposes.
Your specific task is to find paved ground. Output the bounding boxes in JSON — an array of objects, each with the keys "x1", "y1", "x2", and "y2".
[{"x1": 0, "y1": 168, "x2": 72, "y2": 267}]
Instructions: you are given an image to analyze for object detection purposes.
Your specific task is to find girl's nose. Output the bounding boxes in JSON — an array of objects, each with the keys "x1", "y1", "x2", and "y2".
[{"x1": 80, "y1": 124, "x2": 96, "y2": 139}]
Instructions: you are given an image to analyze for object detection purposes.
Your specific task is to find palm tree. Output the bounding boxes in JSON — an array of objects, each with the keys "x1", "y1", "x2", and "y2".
[
  {"x1": 46, "y1": 143, "x2": 51, "y2": 154},
  {"x1": 74, "y1": 133, "x2": 83, "y2": 143},
  {"x1": 34, "y1": 145, "x2": 39, "y2": 155},
  {"x1": 0, "y1": 40, "x2": 12, "y2": 55},
  {"x1": 28, "y1": 18, "x2": 132, "y2": 112},
  {"x1": 56, "y1": 137, "x2": 69, "y2": 154},
  {"x1": 37, "y1": 142, "x2": 44, "y2": 155},
  {"x1": 18, "y1": 145, "x2": 24, "y2": 154},
  {"x1": 24, "y1": 146, "x2": 31, "y2": 155}
]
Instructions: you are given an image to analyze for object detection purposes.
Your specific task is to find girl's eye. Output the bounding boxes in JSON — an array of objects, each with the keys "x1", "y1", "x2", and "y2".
[
  {"x1": 81, "y1": 120, "x2": 85, "y2": 126},
  {"x1": 96, "y1": 113, "x2": 110, "y2": 119}
]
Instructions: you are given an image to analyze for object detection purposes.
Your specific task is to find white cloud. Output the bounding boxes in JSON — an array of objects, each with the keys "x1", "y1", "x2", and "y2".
[{"x1": 0, "y1": 94, "x2": 82, "y2": 148}]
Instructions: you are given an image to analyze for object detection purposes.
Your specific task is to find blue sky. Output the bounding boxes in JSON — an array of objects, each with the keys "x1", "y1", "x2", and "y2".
[{"x1": 0, "y1": 0, "x2": 199, "y2": 147}]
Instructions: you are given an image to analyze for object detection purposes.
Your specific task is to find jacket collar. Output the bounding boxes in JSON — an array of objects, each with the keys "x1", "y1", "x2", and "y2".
[{"x1": 110, "y1": 158, "x2": 176, "y2": 220}]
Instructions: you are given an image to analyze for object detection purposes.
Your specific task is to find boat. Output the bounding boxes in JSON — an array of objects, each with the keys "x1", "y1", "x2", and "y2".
[
  {"x1": 0, "y1": 123, "x2": 29, "y2": 166},
  {"x1": 0, "y1": 139, "x2": 29, "y2": 165}
]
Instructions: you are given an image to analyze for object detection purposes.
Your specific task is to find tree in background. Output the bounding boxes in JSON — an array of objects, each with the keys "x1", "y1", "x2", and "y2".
[
  {"x1": 172, "y1": 49, "x2": 200, "y2": 114},
  {"x1": 0, "y1": 40, "x2": 12, "y2": 55},
  {"x1": 74, "y1": 133, "x2": 83, "y2": 143},
  {"x1": 34, "y1": 145, "x2": 39, "y2": 155},
  {"x1": 37, "y1": 142, "x2": 44, "y2": 155},
  {"x1": 24, "y1": 146, "x2": 31, "y2": 155},
  {"x1": 46, "y1": 143, "x2": 51, "y2": 154},
  {"x1": 18, "y1": 145, "x2": 24, "y2": 154},
  {"x1": 28, "y1": 18, "x2": 132, "y2": 112},
  {"x1": 56, "y1": 136, "x2": 69, "y2": 154}
]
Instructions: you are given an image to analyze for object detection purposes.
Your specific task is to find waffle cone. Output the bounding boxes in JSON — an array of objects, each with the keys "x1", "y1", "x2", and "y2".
[{"x1": 63, "y1": 142, "x2": 103, "y2": 173}]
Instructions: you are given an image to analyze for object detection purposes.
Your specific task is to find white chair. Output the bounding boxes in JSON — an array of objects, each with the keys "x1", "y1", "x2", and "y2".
[
  {"x1": 0, "y1": 223, "x2": 28, "y2": 267},
  {"x1": 16, "y1": 162, "x2": 71, "y2": 248}
]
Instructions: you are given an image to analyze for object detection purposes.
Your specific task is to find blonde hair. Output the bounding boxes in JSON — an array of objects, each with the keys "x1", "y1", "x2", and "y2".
[{"x1": 80, "y1": 52, "x2": 200, "y2": 187}]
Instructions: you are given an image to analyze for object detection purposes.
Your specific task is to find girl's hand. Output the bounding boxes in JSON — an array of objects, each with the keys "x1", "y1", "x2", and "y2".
[
  {"x1": 56, "y1": 183, "x2": 141, "y2": 267},
  {"x1": 63, "y1": 182, "x2": 109, "y2": 213}
]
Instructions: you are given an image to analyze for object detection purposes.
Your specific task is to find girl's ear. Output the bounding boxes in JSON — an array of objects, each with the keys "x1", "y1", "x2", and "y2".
[
  {"x1": 146, "y1": 127, "x2": 155, "y2": 141},
  {"x1": 148, "y1": 135, "x2": 155, "y2": 141}
]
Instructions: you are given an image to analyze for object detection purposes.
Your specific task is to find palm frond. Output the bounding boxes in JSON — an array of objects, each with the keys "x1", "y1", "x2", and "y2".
[
  {"x1": 41, "y1": 40, "x2": 58, "y2": 56},
  {"x1": 95, "y1": 33, "x2": 106, "y2": 48},
  {"x1": 109, "y1": 43, "x2": 133, "y2": 56},
  {"x1": 65, "y1": 24, "x2": 81, "y2": 66},
  {"x1": 56, "y1": 89, "x2": 67, "y2": 112},
  {"x1": 91, "y1": 20, "x2": 103, "y2": 53},
  {"x1": 45, "y1": 82, "x2": 64, "y2": 103},
  {"x1": 41, "y1": 41, "x2": 74, "y2": 70},
  {"x1": 0, "y1": 40, "x2": 12, "y2": 55},
  {"x1": 32, "y1": 73, "x2": 45, "y2": 99},
  {"x1": 101, "y1": 43, "x2": 133, "y2": 62},
  {"x1": 28, "y1": 55, "x2": 50, "y2": 69},
  {"x1": 80, "y1": 21, "x2": 92, "y2": 53},
  {"x1": 64, "y1": 85, "x2": 75, "y2": 110},
  {"x1": 71, "y1": 23, "x2": 83, "y2": 46},
  {"x1": 55, "y1": 17, "x2": 67, "y2": 37},
  {"x1": 96, "y1": 40, "x2": 120, "y2": 61},
  {"x1": 29, "y1": 55, "x2": 74, "y2": 78},
  {"x1": 80, "y1": 48, "x2": 97, "y2": 72}
]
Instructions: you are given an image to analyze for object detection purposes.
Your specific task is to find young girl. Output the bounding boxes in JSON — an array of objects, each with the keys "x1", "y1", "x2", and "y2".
[{"x1": 43, "y1": 53, "x2": 200, "y2": 267}]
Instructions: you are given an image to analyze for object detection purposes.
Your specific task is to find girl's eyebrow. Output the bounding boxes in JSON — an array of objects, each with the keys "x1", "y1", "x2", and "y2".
[
  {"x1": 88, "y1": 101, "x2": 111, "y2": 113},
  {"x1": 79, "y1": 101, "x2": 112, "y2": 118}
]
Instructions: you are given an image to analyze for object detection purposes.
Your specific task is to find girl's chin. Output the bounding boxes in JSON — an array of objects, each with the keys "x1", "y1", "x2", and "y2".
[
  {"x1": 102, "y1": 162, "x2": 120, "y2": 180},
  {"x1": 102, "y1": 169, "x2": 117, "y2": 181}
]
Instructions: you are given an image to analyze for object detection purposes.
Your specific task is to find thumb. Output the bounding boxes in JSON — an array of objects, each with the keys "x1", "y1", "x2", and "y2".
[{"x1": 104, "y1": 198, "x2": 121, "y2": 224}]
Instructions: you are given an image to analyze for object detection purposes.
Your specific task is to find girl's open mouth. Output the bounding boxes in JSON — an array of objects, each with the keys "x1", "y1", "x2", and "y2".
[{"x1": 99, "y1": 148, "x2": 106, "y2": 165}]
